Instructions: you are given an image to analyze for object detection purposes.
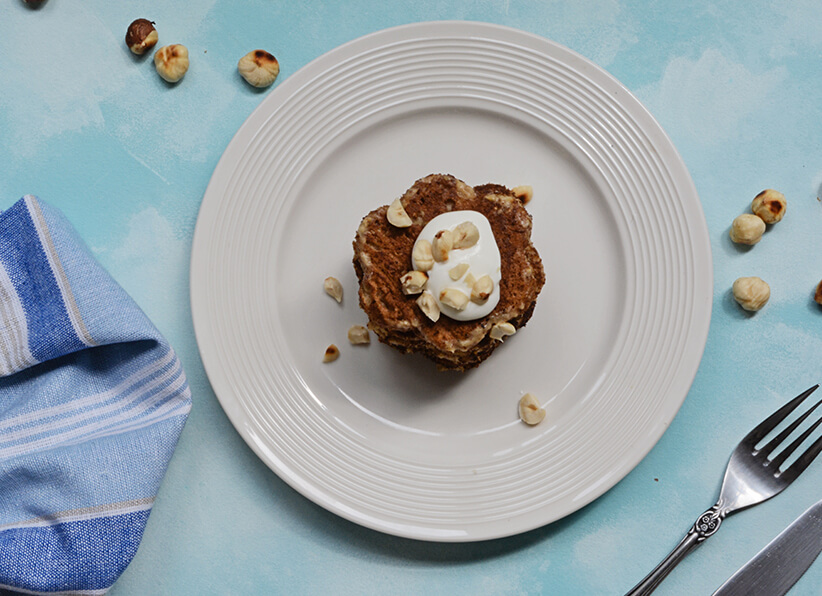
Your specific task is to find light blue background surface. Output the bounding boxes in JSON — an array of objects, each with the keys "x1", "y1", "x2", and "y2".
[{"x1": 2, "y1": 1, "x2": 822, "y2": 594}]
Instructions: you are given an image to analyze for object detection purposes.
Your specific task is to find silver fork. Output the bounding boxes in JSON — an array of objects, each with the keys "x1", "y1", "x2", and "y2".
[{"x1": 626, "y1": 385, "x2": 822, "y2": 595}]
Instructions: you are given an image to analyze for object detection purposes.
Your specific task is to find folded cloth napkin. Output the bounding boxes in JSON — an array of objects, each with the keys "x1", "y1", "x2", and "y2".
[{"x1": 0, "y1": 196, "x2": 191, "y2": 595}]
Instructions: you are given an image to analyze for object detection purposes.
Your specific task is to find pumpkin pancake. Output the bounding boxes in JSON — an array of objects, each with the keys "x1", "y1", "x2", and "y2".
[{"x1": 353, "y1": 174, "x2": 545, "y2": 370}]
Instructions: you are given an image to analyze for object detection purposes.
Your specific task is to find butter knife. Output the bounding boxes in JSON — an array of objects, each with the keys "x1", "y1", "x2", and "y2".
[{"x1": 713, "y1": 499, "x2": 822, "y2": 596}]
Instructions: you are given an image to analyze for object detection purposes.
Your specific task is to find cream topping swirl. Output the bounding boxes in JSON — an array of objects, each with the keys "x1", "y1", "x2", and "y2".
[{"x1": 411, "y1": 210, "x2": 501, "y2": 321}]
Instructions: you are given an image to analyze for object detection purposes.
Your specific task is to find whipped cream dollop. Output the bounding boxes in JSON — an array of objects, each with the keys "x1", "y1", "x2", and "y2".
[{"x1": 412, "y1": 210, "x2": 501, "y2": 321}]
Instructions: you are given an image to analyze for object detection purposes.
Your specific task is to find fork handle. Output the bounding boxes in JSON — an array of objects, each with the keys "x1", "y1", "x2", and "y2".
[{"x1": 625, "y1": 506, "x2": 724, "y2": 596}]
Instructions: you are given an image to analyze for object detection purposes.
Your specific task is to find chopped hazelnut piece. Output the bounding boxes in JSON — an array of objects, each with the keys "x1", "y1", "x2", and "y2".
[
  {"x1": 512, "y1": 185, "x2": 533, "y2": 205},
  {"x1": 323, "y1": 277, "x2": 343, "y2": 302},
  {"x1": 490, "y1": 322, "x2": 516, "y2": 340},
  {"x1": 432, "y1": 229, "x2": 454, "y2": 262},
  {"x1": 452, "y1": 221, "x2": 479, "y2": 249},
  {"x1": 347, "y1": 325, "x2": 370, "y2": 345},
  {"x1": 518, "y1": 393, "x2": 545, "y2": 425},
  {"x1": 439, "y1": 288, "x2": 469, "y2": 311},
  {"x1": 412, "y1": 239, "x2": 434, "y2": 271},
  {"x1": 448, "y1": 263, "x2": 469, "y2": 281},
  {"x1": 416, "y1": 291, "x2": 440, "y2": 322},
  {"x1": 471, "y1": 275, "x2": 494, "y2": 303},
  {"x1": 400, "y1": 270, "x2": 428, "y2": 295},
  {"x1": 387, "y1": 199, "x2": 413, "y2": 227},
  {"x1": 323, "y1": 344, "x2": 340, "y2": 363}
]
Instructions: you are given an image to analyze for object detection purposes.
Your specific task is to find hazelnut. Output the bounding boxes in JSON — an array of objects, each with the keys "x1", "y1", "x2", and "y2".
[
  {"x1": 489, "y1": 321, "x2": 516, "y2": 341},
  {"x1": 347, "y1": 325, "x2": 370, "y2": 345},
  {"x1": 452, "y1": 221, "x2": 479, "y2": 249},
  {"x1": 416, "y1": 291, "x2": 441, "y2": 322},
  {"x1": 323, "y1": 276, "x2": 343, "y2": 303},
  {"x1": 323, "y1": 344, "x2": 340, "y2": 363},
  {"x1": 518, "y1": 393, "x2": 546, "y2": 425},
  {"x1": 448, "y1": 263, "x2": 469, "y2": 281},
  {"x1": 439, "y1": 288, "x2": 469, "y2": 311},
  {"x1": 400, "y1": 270, "x2": 428, "y2": 295},
  {"x1": 412, "y1": 239, "x2": 434, "y2": 271},
  {"x1": 471, "y1": 275, "x2": 494, "y2": 303},
  {"x1": 126, "y1": 19, "x2": 158, "y2": 55},
  {"x1": 238, "y1": 50, "x2": 280, "y2": 88},
  {"x1": 814, "y1": 280, "x2": 822, "y2": 305},
  {"x1": 154, "y1": 44, "x2": 189, "y2": 83},
  {"x1": 387, "y1": 198, "x2": 413, "y2": 228},
  {"x1": 512, "y1": 185, "x2": 533, "y2": 205},
  {"x1": 463, "y1": 272, "x2": 476, "y2": 288},
  {"x1": 729, "y1": 213, "x2": 765, "y2": 245},
  {"x1": 432, "y1": 229, "x2": 453, "y2": 262},
  {"x1": 732, "y1": 277, "x2": 770, "y2": 312},
  {"x1": 751, "y1": 189, "x2": 786, "y2": 224}
]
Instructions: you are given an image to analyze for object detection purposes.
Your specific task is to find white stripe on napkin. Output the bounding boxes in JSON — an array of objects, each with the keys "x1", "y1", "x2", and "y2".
[
  {"x1": 0, "y1": 497, "x2": 154, "y2": 531},
  {"x1": 0, "y1": 348, "x2": 176, "y2": 433},
  {"x1": 25, "y1": 196, "x2": 96, "y2": 348},
  {"x1": 88, "y1": 384, "x2": 192, "y2": 442},
  {"x1": 34, "y1": 374, "x2": 192, "y2": 453},
  {"x1": 0, "y1": 583, "x2": 107, "y2": 596},
  {"x1": 0, "y1": 359, "x2": 187, "y2": 459},
  {"x1": 0, "y1": 261, "x2": 36, "y2": 376}
]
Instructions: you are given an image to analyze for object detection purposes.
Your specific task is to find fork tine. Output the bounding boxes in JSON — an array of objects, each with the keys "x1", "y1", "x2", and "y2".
[
  {"x1": 743, "y1": 385, "x2": 820, "y2": 446},
  {"x1": 780, "y1": 430, "x2": 822, "y2": 483},
  {"x1": 770, "y1": 414, "x2": 822, "y2": 472},
  {"x1": 759, "y1": 395, "x2": 822, "y2": 458}
]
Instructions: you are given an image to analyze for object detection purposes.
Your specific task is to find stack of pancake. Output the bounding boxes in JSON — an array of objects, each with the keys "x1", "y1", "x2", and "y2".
[{"x1": 353, "y1": 174, "x2": 545, "y2": 371}]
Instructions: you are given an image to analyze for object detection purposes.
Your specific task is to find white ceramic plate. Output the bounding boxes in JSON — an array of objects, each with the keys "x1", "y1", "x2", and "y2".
[{"x1": 191, "y1": 21, "x2": 712, "y2": 541}]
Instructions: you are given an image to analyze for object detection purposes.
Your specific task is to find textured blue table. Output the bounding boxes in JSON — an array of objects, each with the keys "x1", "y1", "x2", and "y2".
[{"x1": 2, "y1": 1, "x2": 821, "y2": 594}]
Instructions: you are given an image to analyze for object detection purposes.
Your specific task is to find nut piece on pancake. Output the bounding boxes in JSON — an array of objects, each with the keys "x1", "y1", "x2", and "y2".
[
  {"x1": 353, "y1": 174, "x2": 545, "y2": 371},
  {"x1": 490, "y1": 322, "x2": 516, "y2": 341},
  {"x1": 400, "y1": 270, "x2": 428, "y2": 295},
  {"x1": 387, "y1": 198, "x2": 413, "y2": 227},
  {"x1": 470, "y1": 275, "x2": 494, "y2": 304},
  {"x1": 412, "y1": 239, "x2": 434, "y2": 271},
  {"x1": 512, "y1": 185, "x2": 534, "y2": 205},
  {"x1": 431, "y1": 229, "x2": 454, "y2": 262},
  {"x1": 416, "y1": 291, "x2": 441, "y2": 322}
]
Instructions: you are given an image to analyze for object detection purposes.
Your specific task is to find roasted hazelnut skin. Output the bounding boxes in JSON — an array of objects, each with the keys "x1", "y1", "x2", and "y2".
[
  {"x1": 126, "y1": 19, "x2": 158, "y2": 55},
  {"x1": 751, "y1": 189, "x2": 786, "y2": 224},
  {"x1": 729, "y1": 213, "x2": 765, "y2": 245},
  {"x1": 237, "y1": 50, "x2": 280, "y2": 88},
  {"x1": 154, "y1": 44, "x2": 189, "y2": 83},
  {"x1": 732, "y1": 277, "x2": 770, "y2": 312},
  {"x1": 814, "y1": 280, "x2": 822, "y2": 306}
]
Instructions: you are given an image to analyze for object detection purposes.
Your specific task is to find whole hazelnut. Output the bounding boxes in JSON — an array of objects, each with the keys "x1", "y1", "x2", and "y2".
[
  {"x1": 814, "y1": 280, "x2": 822, "y2": 306},
  {"x1": 732, "y1": 277, "x2": 770, "y2": 312},
  {"x1": 238, "y1": 50, "x2": 280, "y2": 88},
  {"x1": 126, "y1": 19, "x2": 158, "y2": 55},
  {"x1": 751, "y1": 189, "x2": 786, "y2": 224},
  {"x1": 729, "y1": 213, "x2": 765, "y2": 245},
  {"x1": 154, "y1": 44, "x2": 189, "y2": 83}
]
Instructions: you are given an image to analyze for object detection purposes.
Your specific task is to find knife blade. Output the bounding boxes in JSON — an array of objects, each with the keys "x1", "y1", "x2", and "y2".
[{"x1": 712, "y1": 499, "x2": 822, "y2": 596}]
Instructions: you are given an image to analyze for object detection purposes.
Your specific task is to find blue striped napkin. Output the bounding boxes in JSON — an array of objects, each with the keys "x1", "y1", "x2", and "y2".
[{"x1": 0, "y1": 196, "x2": 191, "y2": 594}]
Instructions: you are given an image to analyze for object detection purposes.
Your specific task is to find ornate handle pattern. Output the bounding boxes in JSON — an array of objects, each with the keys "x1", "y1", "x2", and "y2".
[
  {"x1": 691, "y1": 504, "x2": 723, "y2": 541},
  {"x1": 624, "y1": 505, "x2": 726, "y2": 596}
]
